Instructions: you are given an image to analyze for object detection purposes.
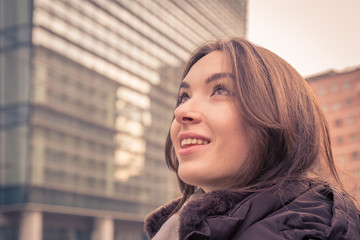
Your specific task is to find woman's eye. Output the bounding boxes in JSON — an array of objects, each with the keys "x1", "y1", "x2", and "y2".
[
  {"x1": 212, "y1": 84, "x2": 229, "y2": 96},
  {"x1": 176, "y1": 92, "x2": 189, "y2": 106}
]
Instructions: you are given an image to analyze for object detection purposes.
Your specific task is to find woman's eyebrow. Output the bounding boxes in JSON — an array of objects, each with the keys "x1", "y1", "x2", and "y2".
[
  {"x1": 179, "y1": 72, "x2": 233, "y2": 90},
  {"x1": 179, "y1": 81, "x2": 190, "y2": 90},
  {"x1": 205, "y1": 72, "x2": 233, "y2": 84}
]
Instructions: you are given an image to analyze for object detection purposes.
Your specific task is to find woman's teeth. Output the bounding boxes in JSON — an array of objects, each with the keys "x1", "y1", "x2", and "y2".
[{"x1": 181, "y1": 138, "x2": 209, "y2": 148}]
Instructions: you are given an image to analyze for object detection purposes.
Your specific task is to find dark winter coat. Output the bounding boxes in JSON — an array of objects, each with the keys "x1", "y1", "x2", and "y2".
[{"x1": 145, "y1": 181, "x2": 360, "y2": 239}]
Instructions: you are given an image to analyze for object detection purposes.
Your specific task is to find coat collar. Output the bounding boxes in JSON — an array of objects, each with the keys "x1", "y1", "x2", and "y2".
[
  {"x1": 144, "y1": 189, "x2": 254, "y2": 239},
  {"x1": 178, "y1": 190, "x2": 252, "y2": 239},
  {"x1": 144, "y1": 197, "x2": 181, "y2": 239}
]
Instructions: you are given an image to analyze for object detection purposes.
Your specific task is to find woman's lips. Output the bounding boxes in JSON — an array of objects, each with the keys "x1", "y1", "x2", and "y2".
[
  {"x1": 180, "y1": 138, "x2": 209, "y2": 148},
  {"x1": 177, "y1": 133, "x2": 211, "y2": 155},
  {"x1": 178, "y1": 138, "x2": 210, "y2": 155}
]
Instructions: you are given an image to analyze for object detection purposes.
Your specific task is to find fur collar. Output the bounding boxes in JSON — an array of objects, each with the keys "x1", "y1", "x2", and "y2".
[
  {"x1": 144, "y1": 197, "x2": 181, "y2": 239},
  {"x1": 144, "y1": 190, "x2": 251, "y2": 239}
]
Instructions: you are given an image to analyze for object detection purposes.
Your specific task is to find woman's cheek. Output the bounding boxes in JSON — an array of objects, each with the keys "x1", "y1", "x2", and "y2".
[{"x1": 170, "y1": 121, "x2": 180, "y2": 149}]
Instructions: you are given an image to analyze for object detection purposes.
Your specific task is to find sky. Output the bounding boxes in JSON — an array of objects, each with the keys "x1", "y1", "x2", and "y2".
[{"x1": 247, "y1": 0, "x2": 360, "y2": 77}]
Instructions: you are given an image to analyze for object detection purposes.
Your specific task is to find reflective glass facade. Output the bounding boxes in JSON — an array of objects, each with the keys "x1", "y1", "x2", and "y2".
[{"x1": 0, "y1": 0, "x2": 247, "y2": 239}]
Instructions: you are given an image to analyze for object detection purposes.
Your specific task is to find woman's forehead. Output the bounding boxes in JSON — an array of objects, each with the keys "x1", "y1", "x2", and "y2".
[{"x1": 184, "y1": 51, "x2": 232, "y2": 80}]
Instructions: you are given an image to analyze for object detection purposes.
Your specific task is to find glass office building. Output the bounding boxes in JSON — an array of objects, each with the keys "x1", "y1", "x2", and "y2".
[{"x1": 0, "y1": 0, "x2": 247, "y2": 239}]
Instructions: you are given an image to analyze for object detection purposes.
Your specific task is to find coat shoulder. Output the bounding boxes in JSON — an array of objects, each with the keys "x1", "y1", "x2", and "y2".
[{"x1": 229, "y1": 184, "x2": 360, "y2": 240}]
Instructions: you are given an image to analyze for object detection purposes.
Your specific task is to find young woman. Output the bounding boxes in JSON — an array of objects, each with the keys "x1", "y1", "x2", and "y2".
[{"x1": 145, "y1": 38, "x2": 360, "y2": 239}]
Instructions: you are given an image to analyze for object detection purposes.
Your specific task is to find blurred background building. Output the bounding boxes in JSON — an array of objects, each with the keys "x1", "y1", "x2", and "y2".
[
  {"x1": 0, "y1": 0, "x2": 248, "y2": 239},
  {"x1": 307, "y1": 67, "x2": 360, "y2": 200}
]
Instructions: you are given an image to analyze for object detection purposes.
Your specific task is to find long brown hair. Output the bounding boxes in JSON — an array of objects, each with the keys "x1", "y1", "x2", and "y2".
[{"x1": 165, "y1": 37, "x2": 344, "y2": 211}]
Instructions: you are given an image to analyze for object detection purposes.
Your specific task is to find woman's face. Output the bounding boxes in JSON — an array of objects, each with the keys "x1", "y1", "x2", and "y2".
[{"x1": 170, "y1": 51, "x2": 250, "y2": 192}]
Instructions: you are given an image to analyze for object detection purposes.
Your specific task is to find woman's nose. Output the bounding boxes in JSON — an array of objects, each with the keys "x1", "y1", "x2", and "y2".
[{"x1": 174, "y1": 100, "x2": 202, "y2": 125}]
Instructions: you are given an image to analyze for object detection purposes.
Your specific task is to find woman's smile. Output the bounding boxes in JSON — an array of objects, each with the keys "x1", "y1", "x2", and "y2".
[
  {"x1": 177, "y1": 132, "x2": 211, "y2": 155},
  {"x1": 178, "y1": 138, "x2": 210, "y2": 156}
]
